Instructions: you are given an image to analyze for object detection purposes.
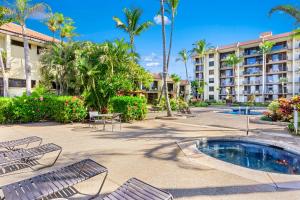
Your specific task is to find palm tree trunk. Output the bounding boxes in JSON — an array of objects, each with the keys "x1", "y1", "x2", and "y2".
[
  {"x1": 0, "y1": 51, "x2": 8, "y2": 97},
  {"x1": 130, "y1": 35, "x2": 134, "y2": 53},
  {"x1": 160, "y1": 0, "x2": 172, "y2": 117},
  {"x1": 22, "y1": 25, "x2": 31, "y2": 96},
  {"x1": 166, "y1": 13, "x2": 175, "y2": 69},
  {"x1": 184, "y1": 62, "x2": 190, "y2": 102}
]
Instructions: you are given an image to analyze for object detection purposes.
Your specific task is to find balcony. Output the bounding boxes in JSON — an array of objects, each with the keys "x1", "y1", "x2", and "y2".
[
  {"x1": 243, "y1": 70, "x2": 262, "y2": 76},
  {"x1": 267, "y1": 68, "x2": 287, "y2": 74},
  {"x1": 243, "y1": 80, "x2": 261, "y2": 85},
  {"x1": 243, "y1": 61, "x2": 263, "y2": 66},
  {"x1": 220, "y1": 82, "x2": 234, "y2": 87},
  {"x1": 271, "y1": 45, "x2": 287, "y2": 52},
  {"x1": 267, "y1": 58, "x2": 287, "y2": 64},
  {"x1": 195, "y1": 66, "x2": 204, "y2": 71},
  {"x1": 220, "y1": 73, "x2": 233, "y2": 78}
]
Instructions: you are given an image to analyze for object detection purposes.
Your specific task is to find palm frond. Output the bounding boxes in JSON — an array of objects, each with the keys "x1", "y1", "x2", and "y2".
[
  {"x1": 135, "y1": 21, "x2": 153, "y2": 35},
  {"x1": 269, "y1": 5, "x2": 300, "y2": 23}
]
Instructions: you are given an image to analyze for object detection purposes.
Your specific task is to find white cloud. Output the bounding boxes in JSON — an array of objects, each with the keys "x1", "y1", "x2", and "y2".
[
  {"x1": 146, "y1": 62, "x2": 160, "y2": 67},
  {"x1": 154, "y1": 15, "x2": 171, "y2": 25}
]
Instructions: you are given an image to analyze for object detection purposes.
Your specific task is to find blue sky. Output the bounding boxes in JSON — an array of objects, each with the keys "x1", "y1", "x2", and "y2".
[{"x1": 25, "y1": 0, "x2": 298, "y2": 79}]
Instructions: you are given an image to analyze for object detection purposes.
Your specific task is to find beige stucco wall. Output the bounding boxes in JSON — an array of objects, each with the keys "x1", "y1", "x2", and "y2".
[{"x1": 0, "y1": 32, "x2": 45, "y2": 97}]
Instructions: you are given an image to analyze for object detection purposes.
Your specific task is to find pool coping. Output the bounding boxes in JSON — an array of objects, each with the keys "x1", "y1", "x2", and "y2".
[{"x1": 177, "y1": 136, "x2": 300, "y2": 189}]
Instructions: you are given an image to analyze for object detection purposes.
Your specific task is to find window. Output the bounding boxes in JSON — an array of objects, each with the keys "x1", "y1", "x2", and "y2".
[
  {"x1": 11, "y1": 40, "x2": 31, "y2": 49},
  {"x1": 209, "y1": 86, "x2": 214, "y2": 92},
  {"x1": 209, "y1": 61, "x2": 214, "y2": 67},
  {"x1": 9, "y1": 79, "x2": 36, "y2": 88},
  {"x1": 37, "y1": 46, "x2": 45, "y2": 55},
  {"x1": 209, "y1": 70, "x2": 214, "y2": 75},
  {"x1": 209, "y1": 54, "x2": 214, "y2": 58},
  {"x1": 209, "y1": 95, "x2": 214, "y2": 100},
  {"x1": 209, "y1": 78, "x2": 214, "y2": 83}
]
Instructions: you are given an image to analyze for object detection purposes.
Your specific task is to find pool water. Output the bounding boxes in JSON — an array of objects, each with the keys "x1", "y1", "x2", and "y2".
[
  {"x1": 197, "y1": 140, "x2": 300, "y2": 175},
  {"x1": 221, "y1": 111, "x2": 262, "y2": 115}
]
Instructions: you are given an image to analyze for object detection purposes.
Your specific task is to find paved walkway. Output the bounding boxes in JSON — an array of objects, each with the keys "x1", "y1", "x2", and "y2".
[{"x1": 1, "y1": 108, "x2": 300, "y2": 199}]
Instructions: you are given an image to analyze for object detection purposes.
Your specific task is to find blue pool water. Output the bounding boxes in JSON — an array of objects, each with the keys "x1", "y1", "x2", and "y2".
[
  {"x1": 221, "y1": 111, "x2": 262, "y2": 115},
  {"x1": 197, "y1": 140, "x2": 300, "y2": 175}
]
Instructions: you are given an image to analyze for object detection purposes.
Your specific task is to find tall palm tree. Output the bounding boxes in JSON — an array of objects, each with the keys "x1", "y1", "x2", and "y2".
[
  {"x1": 279, "y1": 77, "x2": 288, "y2": 97},
  {"x1": 192, "y1": 39, "x2": 210, "y2": 99},
  {"x1": 160, "y1": 0, "x2": 172, "y2": 117},
  {"x1": 8, "y1": 0, "x2": 49, "y2": 96},
  {"x1": 113, "y1": 8, "x2": 153, "y2": 52},
  {"x1": 224, "y1": 54, "x2": 242, "y2": 102},
  {"x1": 46, "y1": 13, "x2": 58, "y2": 42},
  {"x1": 176, "y1": 49, "x2": 190, "y2": 102},
  {"x1": 259, "y1": 41, "x2": 275, "y2": 102},
  {"x1": 269, "y1": 5, "x2": 300, "y2": 23},
  {"x1": 0, "y1": 6, "x2": 13, "y2": 97},
  {"x1": 166, "y1": 0, "x2": 179, "y2": 69}
]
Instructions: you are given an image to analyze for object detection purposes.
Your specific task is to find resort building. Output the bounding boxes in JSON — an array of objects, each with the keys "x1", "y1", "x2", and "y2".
[
  {"x1": 193, "y1": 32, "x2": 300, "y2": 102},
  {"x1": 144, "y1": 73, "x2": 190, "y2": 104},
  {"x1": 0, "y1": 23, "x2": 54, "y2": 97}
]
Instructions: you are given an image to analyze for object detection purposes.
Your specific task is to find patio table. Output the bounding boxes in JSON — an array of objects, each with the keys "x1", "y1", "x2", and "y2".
[{"x1": 94, "y1": 113, "x2": 122, "y2": 131}]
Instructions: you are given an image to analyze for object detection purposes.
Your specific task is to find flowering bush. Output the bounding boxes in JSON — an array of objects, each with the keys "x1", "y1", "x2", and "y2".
[
  {"x1": 110, "y1": 96, "x2": 147, "y2": 122},
  {"x1": 262, "y1": 97, "x2": 294, "y2": 122},
  {"x1": 2, "y1": 95, "x2": 87, "y2": 123}
]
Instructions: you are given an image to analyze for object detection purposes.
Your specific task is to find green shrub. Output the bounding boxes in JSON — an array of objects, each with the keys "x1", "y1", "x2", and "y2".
[
  {"x1": 191, "y1": 101, "x2": 209, "y2": 107},
  {"x1": 111, "y1": 96, "x2": 147, "y2": 122},
  {"x1": 0, "y1": 98, "x2": 12, "y2": 123},
  {"x1": 3, "y1": 95, "x2": 87, "y2": 124}
]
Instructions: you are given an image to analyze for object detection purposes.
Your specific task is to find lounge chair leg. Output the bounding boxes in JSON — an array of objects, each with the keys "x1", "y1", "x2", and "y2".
[{"x1": 92, "y1": 171, "x2": 108, "y2": 198}]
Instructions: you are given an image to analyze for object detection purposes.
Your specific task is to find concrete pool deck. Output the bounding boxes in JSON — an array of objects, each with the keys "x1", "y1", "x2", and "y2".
[{"x1": 1, "y1": 107, "x2": 300, "y2": 199}]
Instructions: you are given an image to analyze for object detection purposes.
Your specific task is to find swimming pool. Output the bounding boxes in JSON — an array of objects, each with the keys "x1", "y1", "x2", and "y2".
[{"x1": 197, "y1": 139, "x2": 300, "y2": 175}]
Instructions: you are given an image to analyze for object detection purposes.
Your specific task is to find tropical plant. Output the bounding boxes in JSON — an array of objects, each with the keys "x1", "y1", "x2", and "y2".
[
  {"x1": 74, "y1": 40, "x2": 152, "y2": 112},
  {"x1": 7, "y1": 0, "x2": 50, "y2": 96},
  {"x1": 279, "y1": 77, "x2": 288, "y2": 96},
  {"x1": 0, "y1": 6, "x2": 13, "y2": 97},
  {"x1": 259, "y1": 41, "x2": 275, "y2": 102},
  {"x1": 269, "y1": 5, "x2": 300, "y2": 24},
  {"x1": 224, "y1": 54, "x2": 242, "y2": 101},
  {"x1": 176, "y1": 48, "x2": 190, "y2": 102},
  {"x1": 166, "y1": 0, "x2": 179, "y2": 68},
  {"x1": 40, "y1": 42, "x2": 81, "y2": 95},
  {"x1": 191, "y1": 40, "x2": 211, "y2": 98},
  {"x1": 113, "y1": 8, "x2": 152, "y2": 52},
  {"x1": 171, "y1": 73, "x2": 180, "y2": 98},
  {"x1": 159, "y1": 0, "x2": 172, "y2": 116}
]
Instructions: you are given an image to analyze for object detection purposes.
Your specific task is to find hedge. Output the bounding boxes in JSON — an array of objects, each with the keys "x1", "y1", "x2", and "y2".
[
  {"x1": 110, "y1": 96, "x2": 147, "y2": 122},
  {"x1": 0, "y1": 95, "x2": 87, "y2": 124}
]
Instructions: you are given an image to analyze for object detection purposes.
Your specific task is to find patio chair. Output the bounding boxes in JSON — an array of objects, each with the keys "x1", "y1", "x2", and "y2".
[
  {"x1": 0, "y1": 159, "x2": 108, "y2": 200},
  {"x1": 102, "y1": 178, "x2": 173, "y2": 200},
  {"x1": 107, "y1": 113, "x2": 122, "y2": 132},
  {"x1": 0, "y1": 143, "x2": 62, "y2": 174},
  {"x1": 0, "y1": 136, "x2": 42, "y2": 151}
]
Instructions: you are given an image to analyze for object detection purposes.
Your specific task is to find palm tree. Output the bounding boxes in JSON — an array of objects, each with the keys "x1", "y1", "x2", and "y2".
[
  {"x1": 113, "y1": 8, "x2": 153, "y2": 52},
  {"x1": 160, "y1": 0, "x2": 172, "y2": 117},
  {"x1": 0, "y1": 6, "x2": 13, "y2": 97},
  {"x1": 171, "y1": 73, "x2": 180, "y2": 98},
  {"x1": 269, "y1": 5, "x2": 300, "y2": 23},
  {"x1": 166, "y1": 0, "x2": 179, "y2": 69},
  {"x1": 8, "y1": 0, "x2": 49, "y2": 96},
  {"x1": 224, "y1": 54, "x2": 242, "y2": 102},
  {"x1": 176, "y1": 49, "x2": 190, "y2": 102},
  {"x1": 269, "y1": 5, "x2": 300, "y2": 97},
  {"x1": 192, "y1": 40, "x2": 210, "y2": 99},
  {"x1": 46, "y1": 13, "x2": 58, "y2": 42},
  {"x1": 259, "y1": 41, "x2": 275, "y2": 102},
  {"x1": 279, "y1": 77, "x2": 288, "y2": 97}
]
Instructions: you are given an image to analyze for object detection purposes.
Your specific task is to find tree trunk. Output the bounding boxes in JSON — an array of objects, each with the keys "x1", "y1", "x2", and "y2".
[
  {"x1": 22, "y1": 25, "x2": 31, "y2": 96},
  {"x1": 0, "y1": 51, "x2": 8, "y2": 97},
  {"x1": 166, "y1": 13, "x2": 175, "y2": 69},
  {"x1": 184, "y1": 62, "x2": 190, "y2": 102},
  {"x1": 160, "y1": 0, "x2": 172, "y2": 117},
  {"x1": 130, "y1": 35, "x2": 134, "y2": 53}
]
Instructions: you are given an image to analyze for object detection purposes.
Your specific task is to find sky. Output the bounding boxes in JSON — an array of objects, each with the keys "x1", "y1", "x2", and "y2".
[{"x1": 21, "y1": 0, "x2": 299, "y2": 79}]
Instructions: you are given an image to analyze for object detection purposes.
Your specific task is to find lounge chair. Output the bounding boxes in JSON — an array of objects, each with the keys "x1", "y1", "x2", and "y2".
[
  {"x1": 0, "y1": 143, "x2": 62, "y2": 174},
  {"x1": 0, "y1": 136, "x2": 42, "y2": 151},
  {"x1": 0, "y1": 159, "x2": 108, "y2": 200},
  {"x1": 102, "y1": 178, "x2": 173, "y2": 200}
]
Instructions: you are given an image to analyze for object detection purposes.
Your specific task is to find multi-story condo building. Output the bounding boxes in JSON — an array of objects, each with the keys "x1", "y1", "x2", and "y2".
[
  {"x1": 143, "y1": 73, "x2": 190, "y2": 104},
  {"x1": 0, "y1": 23, "x2": 53, "y2": 97},
  {"x1": 193, "y1": 31, "x2": 300, "y2": 102}
]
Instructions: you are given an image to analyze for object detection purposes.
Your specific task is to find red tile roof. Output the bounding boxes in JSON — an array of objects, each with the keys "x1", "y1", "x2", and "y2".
[{"x1": 0, "y1": 23, "x2": 56, "y2": 43}]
